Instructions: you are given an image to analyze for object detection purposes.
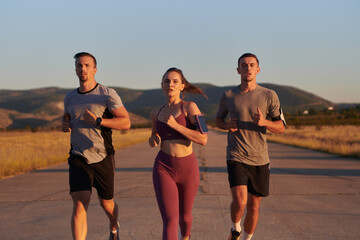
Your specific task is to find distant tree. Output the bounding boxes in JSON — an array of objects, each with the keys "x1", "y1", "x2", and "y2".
[{"x1": 308, "y1": 108, "x2": 318, "y2": 115}]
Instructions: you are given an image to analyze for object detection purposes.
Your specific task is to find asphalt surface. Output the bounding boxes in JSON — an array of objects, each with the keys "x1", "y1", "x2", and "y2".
[{"x1": 0, "y1": 130, "x2": 359, "y2": 240}]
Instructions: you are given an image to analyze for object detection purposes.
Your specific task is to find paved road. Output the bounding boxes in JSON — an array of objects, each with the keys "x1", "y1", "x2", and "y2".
[{"x1": 0, "y1": 130, "x2": 359, "y2": 239}]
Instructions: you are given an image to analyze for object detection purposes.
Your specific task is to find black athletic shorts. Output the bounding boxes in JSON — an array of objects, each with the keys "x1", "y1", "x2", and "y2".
[
  {"x1": 68, "y1": 153, "x2": 115, "y2": 200},
  {"x1": 227, "y1": 160, "x2": 270, "y2": 197}
]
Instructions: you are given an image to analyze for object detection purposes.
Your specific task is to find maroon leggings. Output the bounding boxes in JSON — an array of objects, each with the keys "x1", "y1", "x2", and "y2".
[{"x1": 153, "y1": 150, "x2": 200, "y2": 240}]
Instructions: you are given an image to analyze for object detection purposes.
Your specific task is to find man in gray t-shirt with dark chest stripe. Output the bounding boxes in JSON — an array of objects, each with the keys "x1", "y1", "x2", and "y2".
[
  {"x1": 62, "y1": 52, "x2": 131, "y2": 240},
  {"x1": 216, "y1": 53, "x2": 286, "y2": 240}
]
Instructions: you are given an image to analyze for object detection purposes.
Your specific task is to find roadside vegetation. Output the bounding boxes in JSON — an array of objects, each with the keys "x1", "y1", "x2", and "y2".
[
  {"x1": 268, "y1": 106, "x2": 360, "y2": 158},
  {"x1": 0, "y1": 128, "x2": 151, "y2": 179},
  {"x1": 1, "y1": 106, "x2": 359, "y2": 179},
  {"x1": 267, "y1": 125, "x2": 360, "y2": 158},
  {"x1": 284, "y1": 105, "x2": 360, "y2": 126}
]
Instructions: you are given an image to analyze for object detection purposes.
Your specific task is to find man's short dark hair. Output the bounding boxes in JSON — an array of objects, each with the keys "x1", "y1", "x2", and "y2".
[
  {"x1": 238, "y1": 53, "x2": 259, "y2": 66},
  {"x1": 74, "y1": 52, "x2": 97, "y2": 67}
]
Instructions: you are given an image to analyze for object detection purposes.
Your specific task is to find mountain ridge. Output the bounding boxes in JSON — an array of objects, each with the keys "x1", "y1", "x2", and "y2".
[{"x1": 0, "y1": 83, "x2": 339, "y2": 129}]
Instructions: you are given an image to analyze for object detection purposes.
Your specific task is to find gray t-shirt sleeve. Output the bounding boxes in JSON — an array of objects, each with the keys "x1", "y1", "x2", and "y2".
[
  {"x1": 267, "y1": 90, "x2": 286, "y2": 125},
  {"x1": 107, "y1": 88, "x2": 124, "y2": 112},
  {"x1": 267, "y1": 90, "x2": 281, "y2": 119}
]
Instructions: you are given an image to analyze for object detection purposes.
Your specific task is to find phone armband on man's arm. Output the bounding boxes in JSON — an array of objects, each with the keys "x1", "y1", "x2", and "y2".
[
  {"x1": 271, "y1": 108, "x2": 286, "y2": 126},
  {"x1": 195, "y1": 114, "x2": 209, "y2": 134}
]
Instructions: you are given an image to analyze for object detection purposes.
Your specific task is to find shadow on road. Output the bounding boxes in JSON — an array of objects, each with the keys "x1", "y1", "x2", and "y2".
[{"x1": 34, "y1": 166, "x2": 360, "y2": 177}]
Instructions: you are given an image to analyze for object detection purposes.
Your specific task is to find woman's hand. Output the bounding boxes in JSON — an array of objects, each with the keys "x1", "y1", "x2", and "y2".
[
  {"x1": 149, "y1": 133, "x2": 161, "y2": 147},
  {"x1": 164, "y1": 114, "x2": 178, "y2": 129}
]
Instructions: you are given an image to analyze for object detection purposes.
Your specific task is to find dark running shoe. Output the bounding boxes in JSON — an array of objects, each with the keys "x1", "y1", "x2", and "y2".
[
  {"x1": 109, "y1": 222, "x2": 120, "y2": 240},
  {"x1": 227, "y1": 228, "x2": 241, "y2": 240}
]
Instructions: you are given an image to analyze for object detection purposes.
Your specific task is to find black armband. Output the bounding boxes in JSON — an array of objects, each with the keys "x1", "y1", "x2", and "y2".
[{"x1": 271, "y1": 108, "x2": 286, "y2": 126}]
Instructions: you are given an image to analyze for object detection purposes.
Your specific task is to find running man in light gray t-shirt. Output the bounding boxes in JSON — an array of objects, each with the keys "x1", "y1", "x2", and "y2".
[
  {"x1": 64, "y1": 83, "x2": 124, "y2": 164},
  {"x1": 217, "y1": 84, "x2": 283, "y2": 166},
  {"x1": 62, "y1": 52, "x2": 131, "y2": 240},
  {"x1": 216, "y1": 53, "x2": 286, "y2": 240}
]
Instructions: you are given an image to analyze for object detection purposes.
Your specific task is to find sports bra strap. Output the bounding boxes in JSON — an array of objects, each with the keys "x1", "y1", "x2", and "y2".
[
  {"x1": 180, "y1": 101, "x2": 185, "y2": 117},
  {"x1": 156, "y1": 101, "x2": 185, "y2": 120},
  {"x1": 155, "y1": 101, "x2": 194, "y2": 141},
  {"x1": 156, "y1": 104, "x2": 166, "y2": 119}
]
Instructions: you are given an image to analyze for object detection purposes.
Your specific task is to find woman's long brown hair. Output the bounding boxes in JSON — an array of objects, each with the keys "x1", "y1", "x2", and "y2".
[{"x1": 162, "y1": 67, "x2": 208, "y2": 100}]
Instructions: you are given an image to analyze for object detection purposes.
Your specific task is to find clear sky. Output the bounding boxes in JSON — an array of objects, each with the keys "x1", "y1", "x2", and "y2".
[{"x1": 1, "y1": 0, "x2": 359, "y2": 103}]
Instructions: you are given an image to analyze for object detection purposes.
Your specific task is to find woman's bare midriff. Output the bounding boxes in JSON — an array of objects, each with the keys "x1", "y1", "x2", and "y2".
[{"x1": 160, "y1": 139, "x2": 193, "y2": 157}]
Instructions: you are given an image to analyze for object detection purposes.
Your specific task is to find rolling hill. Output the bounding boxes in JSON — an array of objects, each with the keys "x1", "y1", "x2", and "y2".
[{"x1": 0, "y1": 83, "x2": 335, "y2": 129}]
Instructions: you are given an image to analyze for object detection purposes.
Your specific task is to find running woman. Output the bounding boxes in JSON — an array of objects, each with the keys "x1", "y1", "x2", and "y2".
[{"x1": 149, "y1": 67, "x2": 208, "y2": 240}]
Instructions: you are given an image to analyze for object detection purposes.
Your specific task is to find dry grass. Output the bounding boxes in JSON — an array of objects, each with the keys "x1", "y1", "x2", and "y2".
[
  {"x1": 112, "y1": 128, "x2": 151, "y2": 149},
  {"x1": 0, "y1": 128, "x2": 151, "y2": 179},
  {"x1": 267, "y1": 125, "x2": 360, "y2": 158},
  {"x1": 2, "y1": 126, "x2": 359, "y2": 178}
]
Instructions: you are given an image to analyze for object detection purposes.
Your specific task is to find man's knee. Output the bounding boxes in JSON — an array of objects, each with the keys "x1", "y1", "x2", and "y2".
[
  {"x1": 247, "y1": 195, "x2": 262, "y2": 214},
  {"x1": 71, "y1": 191, "x2": 91, "y2": 210},
  {"x1": 231, "y1": 188, "x2": 247, "y2": 209},
  {"x1": 99, "y1": 198, "x2": 116, "y2": 211},
  {"x1": 232, "y1": 196, "x2": 247, "y2": 211}
]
